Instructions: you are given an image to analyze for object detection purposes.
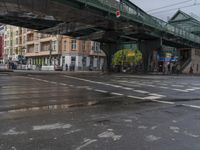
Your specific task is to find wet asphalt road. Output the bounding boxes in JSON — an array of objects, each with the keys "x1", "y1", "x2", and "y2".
[{"x1": 1, "y1": 72, "x2": 200, "y2": 150}]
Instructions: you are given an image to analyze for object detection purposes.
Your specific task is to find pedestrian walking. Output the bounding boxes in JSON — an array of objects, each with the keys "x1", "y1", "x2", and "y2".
[
  {"x1": 65, "y1": 64, "x2": 68, "y2": 71},
  {"x1": 170, "y1": 62, "x2": 173, "y2": 74},
  {"x1": 102, "y1": 63, "x2": 105, "y2": 73},
  {"x1": 168, "y1": 63, "x2": 171, "y2": 74},
  {"x1": 176, "y1": 63, "x2": 181, "y2": 75},
  {"x1": 189, "y1": 66, "x2": 193, "y2": 74}
]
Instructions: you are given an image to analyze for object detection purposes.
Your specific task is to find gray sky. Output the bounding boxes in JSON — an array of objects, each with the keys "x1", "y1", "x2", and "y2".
[{"x1": 130, "y1": 0, "x2": 200, "y2": 21}]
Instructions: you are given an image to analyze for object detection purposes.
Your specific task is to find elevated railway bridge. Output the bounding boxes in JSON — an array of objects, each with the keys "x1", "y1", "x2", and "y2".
[{"x1": 0, "y1": 0, "x2": 200, "y2": 70}]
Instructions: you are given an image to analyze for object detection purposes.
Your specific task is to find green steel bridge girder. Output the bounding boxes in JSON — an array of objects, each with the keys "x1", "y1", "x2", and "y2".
[
  {"x1": 71, "y1": 0, "x2": 200, "y2": 46},
  {"x1": 0, "y1": 0, "x2": 200, "y2": 48}
]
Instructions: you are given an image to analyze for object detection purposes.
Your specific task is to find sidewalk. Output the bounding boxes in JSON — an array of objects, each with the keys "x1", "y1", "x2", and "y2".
[
  {"x1": 11, "y1": 70, "x2": 103, "y2": 76},
  {"x1": 0, "y1": 69, "x2": 13, "y2": 72}
]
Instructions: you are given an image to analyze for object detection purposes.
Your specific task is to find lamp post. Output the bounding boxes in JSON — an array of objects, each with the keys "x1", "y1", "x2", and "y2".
[
  {"x1": 82, "y1": 40, "x2": 87, "y2": 71},
  {"x1": 97, "y1": 49, "x2": 100, "y2": 70},
  {"x1": 20, "y1": 47, "x2": 26, "y2": 70},
  {"x1": 49, "y1": 39, "x2": 52, "y2": 66}
]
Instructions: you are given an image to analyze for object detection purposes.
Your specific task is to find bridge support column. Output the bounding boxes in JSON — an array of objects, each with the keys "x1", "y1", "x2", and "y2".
[
  {"x1": 101, "y1": 43, "x2": 120, "y2": 72},
  {"x1": 139, "y1": 39, "x2": 162, "y2": 72}
]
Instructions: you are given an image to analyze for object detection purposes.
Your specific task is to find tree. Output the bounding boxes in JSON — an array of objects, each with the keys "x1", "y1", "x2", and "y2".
[{"x1": 112, "y1": 49, "x2": 142, "y2": 65}]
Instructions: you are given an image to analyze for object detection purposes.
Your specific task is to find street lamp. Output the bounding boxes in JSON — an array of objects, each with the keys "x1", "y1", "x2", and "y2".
[
  {"x1": 97, "y1": 48, "x2": 100, "y2": 70},
  {"x1": 49, "y1": 39, "x2": 53, "y2": 66}
]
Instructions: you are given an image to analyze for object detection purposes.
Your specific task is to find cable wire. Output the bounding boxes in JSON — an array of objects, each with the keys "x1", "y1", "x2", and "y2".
[
  {"x1": 150, "y1": 3, "x2": 200, "y2": 15},
  {"x1": 147, "y1": 0, "x2": 192, "y2": 12}
]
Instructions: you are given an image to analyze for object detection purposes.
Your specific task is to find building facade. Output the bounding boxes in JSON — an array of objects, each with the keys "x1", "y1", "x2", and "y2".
[
  {"x1": 61, "y1": 37, "x2": 105, "y2": 71},
  {"x1": 3, "y1": 25, "x2": 106, "y2": 71},
  {"x1": 169, "y1": 11, "x2": 200, "y2": 74}
]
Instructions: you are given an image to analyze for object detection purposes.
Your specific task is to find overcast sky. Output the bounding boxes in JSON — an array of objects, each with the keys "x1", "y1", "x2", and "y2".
[{"x1": 130, "y1": 0, "x2": 200, "y2": 21}]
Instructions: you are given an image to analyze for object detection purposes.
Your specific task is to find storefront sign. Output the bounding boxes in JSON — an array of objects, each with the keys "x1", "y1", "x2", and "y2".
[{"x1": 159, "y1": 57, "x2": 177, "y2": 61}]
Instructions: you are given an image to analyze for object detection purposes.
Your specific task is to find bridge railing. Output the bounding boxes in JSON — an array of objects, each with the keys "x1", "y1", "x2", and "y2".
[{"x1": 77, "y1": 0, "x2": 200, "y2": 44}]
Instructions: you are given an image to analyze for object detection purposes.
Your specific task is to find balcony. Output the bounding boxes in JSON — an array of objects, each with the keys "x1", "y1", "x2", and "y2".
[{"x1": 89, "y1": 50, "x2": 105, "y2": 56}]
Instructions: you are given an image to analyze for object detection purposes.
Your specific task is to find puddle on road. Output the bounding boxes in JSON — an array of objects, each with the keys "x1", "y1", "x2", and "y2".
[{"x1": 1, "y1": 101, "x2": 99, "y2": 114}]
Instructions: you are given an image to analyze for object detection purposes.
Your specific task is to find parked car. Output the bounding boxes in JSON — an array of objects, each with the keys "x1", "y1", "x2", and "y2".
[{"x1": 54, "y1": 65, "x2": 63, "y2": 71}]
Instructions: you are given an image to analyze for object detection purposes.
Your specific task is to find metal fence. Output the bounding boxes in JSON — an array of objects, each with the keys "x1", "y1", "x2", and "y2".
[{"x1": 77, "y1": 0, "x2": 200, "y2": 44}]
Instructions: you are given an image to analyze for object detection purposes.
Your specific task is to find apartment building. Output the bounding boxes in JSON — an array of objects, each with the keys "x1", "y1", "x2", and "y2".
[
  {"x1": 61, "y1": 37, "x2": 105, "y2": 70},
  {"x1": 3, "y1": 25, "x2": 13, "y2": 62},
  {"x1": 25, "y1": 30, "x2": 62, "y2": 66},
  {"x1": 3, "y1": 25, "x2": 24, "y2": 63},
  {"x1": 3, "y1": 25, "x2": 106, "y2": 70}
]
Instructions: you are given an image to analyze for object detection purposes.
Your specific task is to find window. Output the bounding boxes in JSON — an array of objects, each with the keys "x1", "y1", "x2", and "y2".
[
  {"x1": 63, "y1": 40, "x2": 67, "y2": 51},
  {"x1": 35, "y1": 44, "x2": 39, "y2": 53},
  {"x1": 71, "y1": 39, "x2": 77, "y2": 50},
  {"x1": 52, "y1": 41, "x2": 57, "y2": 51},
  {"x1": 41, "y1": 42, "x2": 50, "y2": 51},
  {"x1": 23, "y1": 36, "x2": 26, "y2": 44},
  {"x1": 16, "y1": 38, "x2": 19, "y2": 45},
  {"x1": 92, "y1": 42, "x2": 100, "y2": 52},
  {"x1": 195, "y1": 49, "x2": 200, "y2": 56},
  {"x1": 71, "y1": 56, "x2": 76, "y2": 62},
  {"x1": 71, "y1": 56, "x2": 76, "y2": 65},
  {"x1": 82, "y1": 41, "x2": 86, "y2": 51},
  {"x1": 27, "y1": 45, "x2": 34, "y2": 53},
  {"x1": 10, "y1": 40, "x2": 13, "y2": 46}
]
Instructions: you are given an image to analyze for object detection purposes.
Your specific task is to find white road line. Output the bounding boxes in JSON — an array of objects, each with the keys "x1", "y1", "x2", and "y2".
[
  {"x1": 144, "y1": 96, "x2": 162, "y2": 100},
  {"x1": 186, "y1": 89, "x2": 196, "y2": 91},
  {"x1": 50, "y1": 81, "x2": 57, "y2": 84},
  {"x1": 94, "y1": 89, "x2": 108, "y2": 93},
  {"x1": 110, "y1": 92, "x2": 124, "y2": 96},
  {"x1": 172, "y1": 85, "x2": 184, "y2": 88},
  {"x1": 159, "y1": 84, "x2": 168, "y2": 86},
  {"x1": 146, "y1": 85, "x2": 156, "y2": 87},
  {"x1": 150, "y1": 99, "x2": 175, "y2": 105},
  {"x1": 121, "y1": 87, "x2": 133, "y2": 90},
  {"x1": 63, "y1": 75, "x2": 139, "y2": 91},
  {"x1": 111, "y1": 85, "x2": 122, "y2": 88},
  {"x1": 159, "y1": 86, "x2": 169, "y2": 89},
  {"x1": 64, "y1": 75, "x2": 121, "y2": 88},
  {"x1": 59, "y1": 83, "x2": 67, "y2": 86},
  {"x1": 172, "y1": 89, "x2": 189, "y2": 92},
  {"x1": 182, "y1": 104, "x2": 200, "y2": 109},
  {"x1": 86, "y1": 87, "x2": 92, "y2": 90},
  {"x1": 118, "y1": 80, "x2": 128, "y2": 83},
  {"x1": 192, "y1": 84, "x2": 200, "y2": 86},
  {"x1": 133, "y1": 90, "x2": 149, "y2": 94},
  {"x1": 154, "y1": 81, "x2": 161, "y2": 83},
  {"x1": 76, "y1": 86, "x2": 86, "y2": 89},
  {"x1": 41, "y1": 80, "x2": 49, "y2": 83},
  {"x1": 186, "y1": 87, "x2": 200, "y2": 91},
  {"x1": 127, "y1": 95, "x2": 144, "y2": 100},
  {"x1": 149, "y1": 93, "x2": 166, "y2": 98}
]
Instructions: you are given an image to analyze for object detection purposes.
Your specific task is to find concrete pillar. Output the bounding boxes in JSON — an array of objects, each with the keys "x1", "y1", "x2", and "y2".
[
  {"x1": 138, "y1": 39, "x2": 162, "y2": 72},
  {"x1": 101, "y1": 43, "x2": 120, "y2": 71}
]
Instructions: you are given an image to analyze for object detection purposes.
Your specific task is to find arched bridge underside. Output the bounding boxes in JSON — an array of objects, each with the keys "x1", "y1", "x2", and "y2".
[{"x1": 0, "y1": 0, "x2": 200, "y2": 49}]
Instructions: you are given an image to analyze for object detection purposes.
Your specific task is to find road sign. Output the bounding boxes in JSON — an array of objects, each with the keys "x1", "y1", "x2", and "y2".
[{"x1": 116, "y1": 9, "x2": 121, "y2": 18}]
